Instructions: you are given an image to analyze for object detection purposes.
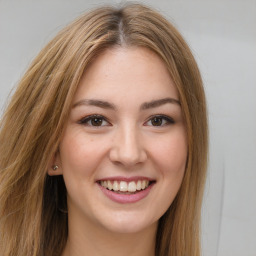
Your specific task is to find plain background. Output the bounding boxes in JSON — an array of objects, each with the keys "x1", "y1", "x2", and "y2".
[{"x1": 0, "y1": 0, "x2": 255, "y2": 255}]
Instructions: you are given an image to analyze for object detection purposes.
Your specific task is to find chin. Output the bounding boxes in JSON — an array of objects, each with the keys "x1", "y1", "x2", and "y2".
[{"x1": 96, "y1": 210, "x2": 158, "y2": 234}]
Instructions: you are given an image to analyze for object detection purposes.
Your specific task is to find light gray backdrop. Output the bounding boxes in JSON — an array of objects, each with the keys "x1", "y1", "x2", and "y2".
[{"x1": 0, "y1": 0, "x2": 255, "y2": 255}]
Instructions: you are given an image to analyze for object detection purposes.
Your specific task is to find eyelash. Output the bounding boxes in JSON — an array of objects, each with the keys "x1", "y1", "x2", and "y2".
[{"x1": 78, "y1": 114, "x2": 175, "y2": 127}]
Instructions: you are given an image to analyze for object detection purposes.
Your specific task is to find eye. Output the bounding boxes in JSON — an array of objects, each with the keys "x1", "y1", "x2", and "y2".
[
  {"x1": 144, "y1": 115, "x2": 175, "y2": 127},
  {"x1": 79, "y1": 115, "x2": 110, "y2": 127}
]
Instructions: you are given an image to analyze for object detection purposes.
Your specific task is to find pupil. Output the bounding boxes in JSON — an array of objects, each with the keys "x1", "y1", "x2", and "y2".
[
  {"x1": 152, "y1": 117, "x2": 162, "y2": 126},
  {"x1": 92, "y1": 118, "x2": 102, "y2": 126}
]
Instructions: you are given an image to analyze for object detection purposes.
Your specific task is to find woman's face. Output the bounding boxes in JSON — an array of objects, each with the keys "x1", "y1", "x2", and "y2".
[{"x1": 53, "y1": 47, "x2": 187, "y2": 234}]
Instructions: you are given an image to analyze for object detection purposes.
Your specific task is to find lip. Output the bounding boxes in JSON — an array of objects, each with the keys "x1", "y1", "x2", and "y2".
[{"x1": 97, "y1": 176, "x2": 155, "y2": 204}]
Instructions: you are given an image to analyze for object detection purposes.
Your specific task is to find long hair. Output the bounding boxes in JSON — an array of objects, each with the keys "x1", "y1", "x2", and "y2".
[{"x1": 0, "y1": 3, "x2": 208, "y2": 256}]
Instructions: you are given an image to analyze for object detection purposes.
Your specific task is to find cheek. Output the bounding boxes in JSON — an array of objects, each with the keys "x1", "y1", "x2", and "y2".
[
  {"x1": 59, "y1": 129, "x2": 107, "y2": 178},
  {"x1": 145, "y1": 131, "x2": 187, "y2": 221},
  {"x1": 149, "y1": 130, "x2": 187, "y2": 176}
]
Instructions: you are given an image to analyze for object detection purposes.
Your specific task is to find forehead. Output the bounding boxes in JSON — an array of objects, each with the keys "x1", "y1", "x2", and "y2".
[{"x1": 73, "y1": 46, "x2": 179, "y2": 104}]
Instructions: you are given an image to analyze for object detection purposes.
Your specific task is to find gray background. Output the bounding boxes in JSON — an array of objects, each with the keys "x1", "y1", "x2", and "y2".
[{"x1": 0, "y1": 0, "x2": 255, "y2": 255}]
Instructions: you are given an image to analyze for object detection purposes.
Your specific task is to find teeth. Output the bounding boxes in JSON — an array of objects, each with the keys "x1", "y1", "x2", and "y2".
[
  {"x1": 107, "y1": 180, "x2": 113, "y2": 190},
  {"x1": 141, "y1": 180, "x2": 146, "y2": 189},
  {"x1": 113, "y1": 181, "x2": 119, "y2": 191},
  {"x1": 100, "y1": 180, "x2": 151, "y2": 192},
  {"x1": 128, "y1": 181, "x2": 136, "y2": 192},
  {"x1": 137, "y1": 180, "x2": 142, "y2": 190},
  {"x1": 120, "y1": 181, "x2": 128, "y2": 191}
]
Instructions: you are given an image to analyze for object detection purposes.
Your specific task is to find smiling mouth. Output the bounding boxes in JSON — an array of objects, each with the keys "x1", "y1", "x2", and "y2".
[{"x1": 98, "y1": 180, "x2": 155, "y2": 194}]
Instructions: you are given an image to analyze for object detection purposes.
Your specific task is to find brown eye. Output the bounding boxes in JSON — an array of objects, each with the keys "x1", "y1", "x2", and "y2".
[
  {"x1": 151, "y1": 117, "x2": 163, "y2": 126},
  {"x1": 91, "y1": 117, "x2": 103, "y2": 126}
]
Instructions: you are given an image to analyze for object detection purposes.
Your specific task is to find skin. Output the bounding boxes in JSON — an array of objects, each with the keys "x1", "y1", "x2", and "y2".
[{"x1": 49, "y1": 46, "x2": 187, "y2": 256}]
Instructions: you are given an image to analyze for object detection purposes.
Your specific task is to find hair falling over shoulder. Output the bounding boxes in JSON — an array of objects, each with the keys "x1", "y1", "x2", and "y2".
[{"x1": 0, "y1": 3, "x2": 208, "y2": 256}]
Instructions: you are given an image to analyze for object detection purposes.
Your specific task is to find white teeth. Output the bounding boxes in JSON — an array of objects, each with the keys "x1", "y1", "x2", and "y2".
[
  {"x1": 141, "y1": 180, "x2": 146, "y2": 189},
  {"x1": 128, "y1": 181, "x2": 136, "y2": 192},
  {"x1": 137, "y1": 180, "x2": 142, "y2": 190},
  {"x1": 113, "y1": 181, "x2": 119, "y2": 191},
  {"x1": 120, "y1": 181, "x2": 128, "y2": 191},
  {"x1": 100, "y1": 180, "x2": 151, "y2": 192},
  {"x1": 107, "y1": 180, "x2": 113, "y2": 190}
]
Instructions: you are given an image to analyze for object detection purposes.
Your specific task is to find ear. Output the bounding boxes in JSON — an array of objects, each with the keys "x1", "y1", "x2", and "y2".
[{"x1": 47, "y1": 151, "x2": 63, "y2": 176}]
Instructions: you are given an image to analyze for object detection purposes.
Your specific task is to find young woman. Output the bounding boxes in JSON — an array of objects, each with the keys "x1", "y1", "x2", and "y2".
[{"x1": 0, "y1": 3, "x2": 208, "y2": 256}]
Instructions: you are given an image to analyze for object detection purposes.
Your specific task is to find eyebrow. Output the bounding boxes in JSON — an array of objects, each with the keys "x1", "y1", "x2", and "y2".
[
  {"x1": 73, "y1": 99, "x2": 116, "y2": 109},
  {"x1": 140, "y1": 97, "x2": 180, "y2": 110},
  {"x1": 72, "y1": 97, "x2": 180, "y2": 110}
]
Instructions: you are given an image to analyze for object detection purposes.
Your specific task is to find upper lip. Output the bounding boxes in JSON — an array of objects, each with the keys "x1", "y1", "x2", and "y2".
[{"x1": 97, "y1": 176, "x2": 155, "y2": 182}]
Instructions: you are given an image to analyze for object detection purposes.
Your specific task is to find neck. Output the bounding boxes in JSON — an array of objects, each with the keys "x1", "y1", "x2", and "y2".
[{"x1": 61, "y1": 215, "x2": 157, "y2": 256}]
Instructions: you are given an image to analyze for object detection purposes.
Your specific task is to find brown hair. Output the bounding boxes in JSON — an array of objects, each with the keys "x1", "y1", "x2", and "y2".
[{"x1": 0, "y1": 3, "x2": 208, "y2": 256}]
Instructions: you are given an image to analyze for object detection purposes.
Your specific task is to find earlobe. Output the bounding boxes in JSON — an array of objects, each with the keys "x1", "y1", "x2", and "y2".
[
  {"x1": 48, "y1": 164, "x2": 63, "y2": 176},
  {"x1": 47, "y1": 152, "x2": 63, "y2": 176},
  {"x1": 52, "y1": 165, "x2": 59, "y2": 171}
]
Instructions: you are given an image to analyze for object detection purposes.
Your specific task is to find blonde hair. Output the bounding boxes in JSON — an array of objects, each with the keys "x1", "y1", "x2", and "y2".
[{"x1": 0, "y1": 3, "x2": 208, "y2": 256}]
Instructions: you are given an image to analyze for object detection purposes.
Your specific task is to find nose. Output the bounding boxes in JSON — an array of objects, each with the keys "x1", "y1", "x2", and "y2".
[{"x1": 109, "y1": 124, "x2": 147, "y2": 167}]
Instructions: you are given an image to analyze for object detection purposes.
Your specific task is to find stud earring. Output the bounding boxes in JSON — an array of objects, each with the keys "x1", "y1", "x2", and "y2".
[{"x1": 52, "y1": 165, "x2": 59, "y2": 171}]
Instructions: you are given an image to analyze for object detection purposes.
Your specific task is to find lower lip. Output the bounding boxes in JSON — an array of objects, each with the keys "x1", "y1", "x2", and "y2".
[{"x1": 98, "y1": 183, "x2": 154, "y2": 204}]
